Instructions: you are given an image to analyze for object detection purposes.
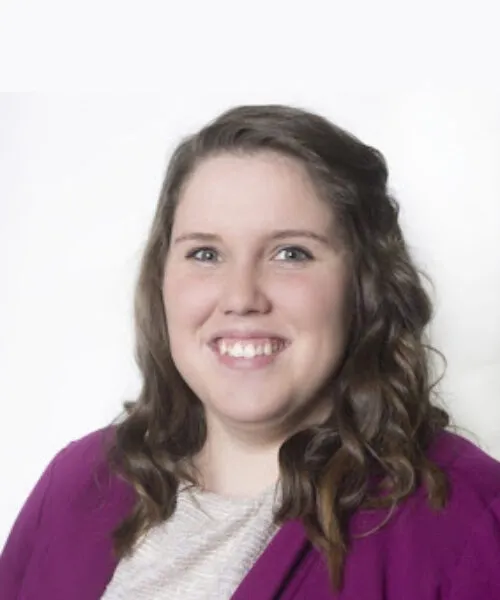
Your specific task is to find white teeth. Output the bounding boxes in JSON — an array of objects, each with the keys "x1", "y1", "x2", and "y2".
[
  {"x1": 242, "y1": 345, "x2": 255, "y2": 358},
  {"x1": 216, "y1": 339, "x2": 284, "y2": 358},
  {"x1": 232, "y1": 342, "x2": 244, "y2": 357}
]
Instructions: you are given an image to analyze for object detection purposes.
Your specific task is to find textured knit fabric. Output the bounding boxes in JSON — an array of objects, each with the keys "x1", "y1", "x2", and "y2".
[
  {"x1": 2, "y1": 427, "x2": 500, "y2": 599},
  {"x1": 101, "y1": 483, "x2": 279, "y2": 599}
]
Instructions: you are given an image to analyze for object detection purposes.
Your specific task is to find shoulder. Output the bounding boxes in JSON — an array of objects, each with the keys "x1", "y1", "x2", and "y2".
[
  {"x1": 331, "y1": 431, "x2": 500, "y2": 598},
  {"x1": 51, "y1": 427, "x2": 116, "y2": 479},
  {"x1": 45, "y1": 426, "x2": 131, "y2": 508},
  {"x1": 368, "y1": 431, "x2": 500, "y2": 562},
  {"x1": 425, "y1": 430, "x2": 500, "y2": 597},
  {"x1": 393, "y1": 430, "x2": 500, "y2": 595},
  {"x1": 0, "y1": 427, "x2": 131, "y2": 596},
  {"x1": 47, "y1": 427, "x2": 113, "y2": 482},
  {"x1": 393, "y1": 429, "x2": 500, "y2": 540},
  {"x1": 429, "y1": 429, "x2": 500, "y2": 509}
]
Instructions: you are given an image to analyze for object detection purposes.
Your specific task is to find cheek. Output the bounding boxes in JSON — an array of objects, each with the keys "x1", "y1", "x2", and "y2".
[
  {"x1": 163, "y1": 272, "x2": 218, "y2": 329},
  {"x1": 277, "y1": 274, "x2": 348, "y2": 331}
]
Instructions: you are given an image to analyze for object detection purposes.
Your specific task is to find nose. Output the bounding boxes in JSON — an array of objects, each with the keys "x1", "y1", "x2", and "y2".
[{"x1": 219, "y1": 263, "x2": 271, "y2": 316}]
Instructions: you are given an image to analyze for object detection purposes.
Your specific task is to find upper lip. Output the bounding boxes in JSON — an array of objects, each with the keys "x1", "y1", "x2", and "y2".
[{"x1": 209, "y1": 329, "x2": 289, "y2": 343}]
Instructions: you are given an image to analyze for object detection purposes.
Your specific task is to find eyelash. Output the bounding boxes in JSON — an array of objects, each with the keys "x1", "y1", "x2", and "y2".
[{"x1": 185, "y1": 245, "x2": 314, "y2": 263}]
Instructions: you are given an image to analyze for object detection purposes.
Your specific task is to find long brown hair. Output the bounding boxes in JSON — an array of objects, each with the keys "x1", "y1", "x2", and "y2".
[{"x1": 108, "y1": 104, "x2": 450, "y2": 591}]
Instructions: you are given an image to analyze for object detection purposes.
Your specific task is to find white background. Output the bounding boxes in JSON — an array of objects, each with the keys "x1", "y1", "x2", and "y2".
[{"x1": 1, "y1": 0, "x2": 499, "y2": 547}]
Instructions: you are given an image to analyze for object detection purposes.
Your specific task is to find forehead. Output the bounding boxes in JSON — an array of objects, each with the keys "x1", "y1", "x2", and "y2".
[{"x1": 173, "y1": 152, "x2": 334, "y2": 234}]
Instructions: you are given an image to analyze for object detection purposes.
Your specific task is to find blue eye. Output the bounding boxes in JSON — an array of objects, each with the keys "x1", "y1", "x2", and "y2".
[
  {"x1": 186, "y1": 247, "x2": 220, "y2": 262},
  {"x1": 274, "y1": 246, "x2": 313, "y2": 262},
  {"x1": 185, "y1": 245, "x2": 313, "y2": 264}
]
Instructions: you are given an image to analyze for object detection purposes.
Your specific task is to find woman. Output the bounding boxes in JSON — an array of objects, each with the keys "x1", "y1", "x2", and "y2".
[{"x1": 2, "y1": 104, "x2": 500, "y2": 599}]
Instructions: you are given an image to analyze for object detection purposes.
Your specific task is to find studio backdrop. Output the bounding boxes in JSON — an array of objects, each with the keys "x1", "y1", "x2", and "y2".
[{"x1": 1, "y1": 88, "x2": 499, "y2": 547}]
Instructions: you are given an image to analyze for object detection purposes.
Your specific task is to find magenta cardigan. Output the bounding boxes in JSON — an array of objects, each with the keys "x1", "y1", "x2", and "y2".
[{"x1": 2, "y1": 427, "x2": 500, "y2": 599}]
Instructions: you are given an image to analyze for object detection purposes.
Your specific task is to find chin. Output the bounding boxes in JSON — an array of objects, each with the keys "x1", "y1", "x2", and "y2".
[{"x1": 207, "y1": 397, "x2": 289, "y2": 425}]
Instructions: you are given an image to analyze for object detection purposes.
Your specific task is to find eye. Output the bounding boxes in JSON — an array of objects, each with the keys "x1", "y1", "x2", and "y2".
[
  {"x1": 274, "y1": 246, "x2": 313, "y2": 262},
  {"x1": 186, "y1": 247, "x2": 220, "y2": 263}
]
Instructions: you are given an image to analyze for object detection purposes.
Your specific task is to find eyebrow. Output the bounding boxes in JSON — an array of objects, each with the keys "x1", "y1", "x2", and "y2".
[{"x1": 173, "y1": 229, "x2": 332, "y2": 246}]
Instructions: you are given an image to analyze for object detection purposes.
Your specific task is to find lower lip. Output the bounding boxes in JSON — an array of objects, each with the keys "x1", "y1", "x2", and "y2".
[{"x1": 209, "y1": 343, "x2": 287, "y2": 370}]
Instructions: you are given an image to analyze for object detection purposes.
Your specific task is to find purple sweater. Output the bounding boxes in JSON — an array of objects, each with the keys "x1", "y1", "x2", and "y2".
[{"x1": 2, "y1": 428, "x2": 500, "y2": 599}]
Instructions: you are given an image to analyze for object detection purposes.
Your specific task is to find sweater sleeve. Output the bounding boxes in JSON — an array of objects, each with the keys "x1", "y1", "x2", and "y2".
[
  {"x1": 0, "y1": 445, "x2": 70, "y2": 598},
  {"x1": 444, "y1": 494, "x2": 500, "y2": 599}
]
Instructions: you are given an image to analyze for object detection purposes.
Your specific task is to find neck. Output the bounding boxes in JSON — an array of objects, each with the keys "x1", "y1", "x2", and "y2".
[{"x1": 193, "y1": 416, "x2": 282, "y2": 498}]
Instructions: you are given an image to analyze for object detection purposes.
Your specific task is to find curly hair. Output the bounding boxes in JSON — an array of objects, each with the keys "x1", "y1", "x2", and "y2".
[{"x1": 107, "y1": 104, "x2": 450, "y2": 592}]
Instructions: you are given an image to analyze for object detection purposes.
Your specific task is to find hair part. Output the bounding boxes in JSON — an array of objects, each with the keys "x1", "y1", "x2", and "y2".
[{"x1": 108, "y1": 104, "x2": 450, "y2": 592}]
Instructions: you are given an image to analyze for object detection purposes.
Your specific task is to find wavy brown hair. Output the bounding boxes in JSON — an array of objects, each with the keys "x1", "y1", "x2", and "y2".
[{"x1": 108, "y1": 104, "x2": 450, "y2": 592}]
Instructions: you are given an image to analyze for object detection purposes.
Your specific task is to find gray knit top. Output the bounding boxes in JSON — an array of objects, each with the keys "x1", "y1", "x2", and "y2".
[{"x1": 101, "y1": 482, "x2": 280, "y2": 599}]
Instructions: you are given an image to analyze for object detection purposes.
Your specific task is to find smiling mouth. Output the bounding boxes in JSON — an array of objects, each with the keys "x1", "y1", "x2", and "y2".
[{"x1": 211, "y1": 338, "x2": 289, "y2": 359}]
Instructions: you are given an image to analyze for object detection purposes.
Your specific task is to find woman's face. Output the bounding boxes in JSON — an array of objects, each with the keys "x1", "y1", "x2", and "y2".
[{"x1": 163, "y1": 152, "x2": 350, "y2": 439}]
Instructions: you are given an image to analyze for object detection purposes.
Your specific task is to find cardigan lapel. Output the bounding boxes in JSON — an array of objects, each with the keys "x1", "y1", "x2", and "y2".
[
  {"x1": 231, "y1": 520, "x2": 311, "y2": 600},
  {"x1": 80, "y1": 481, "x2": 136, "y2": 599},
  {"x1": 60, "y1": 476, "x2": 136, "y2": 600}
]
